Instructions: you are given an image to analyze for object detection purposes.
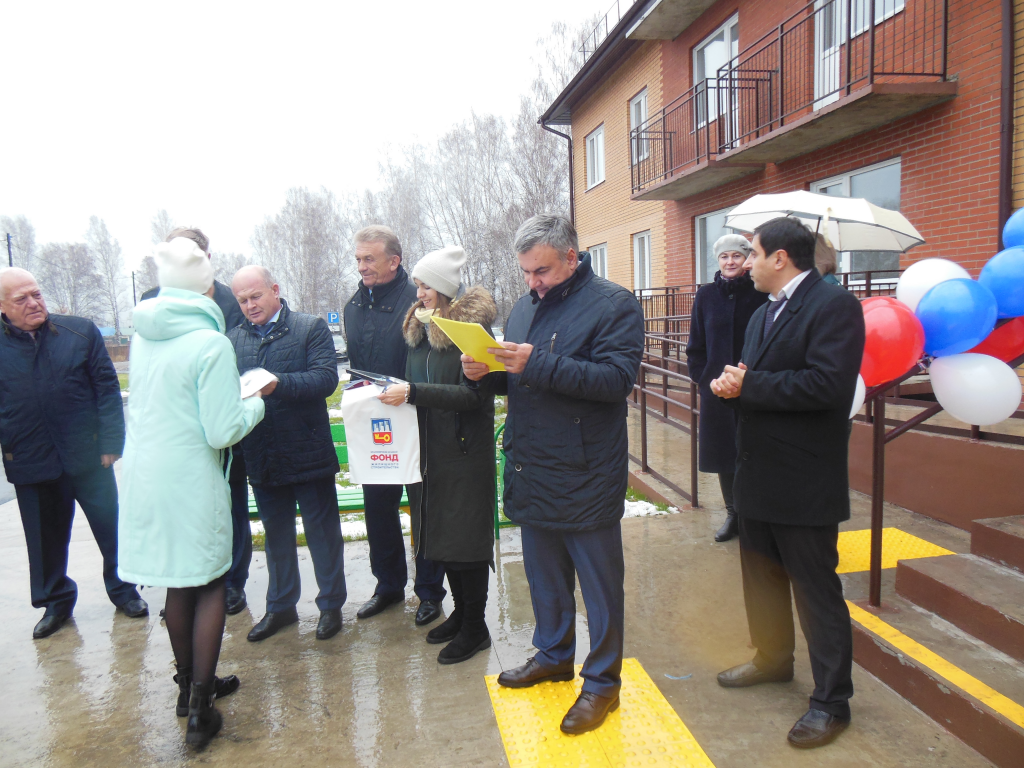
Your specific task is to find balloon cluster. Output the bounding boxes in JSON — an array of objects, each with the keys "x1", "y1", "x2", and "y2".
[{"x1": 853, "y1": 212, "x2": 1024, "y2": 426}]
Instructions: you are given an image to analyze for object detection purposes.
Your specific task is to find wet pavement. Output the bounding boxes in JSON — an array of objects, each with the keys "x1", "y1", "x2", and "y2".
[{"x1": 0, "y1": 458, "x2": 993, "y2": 767}]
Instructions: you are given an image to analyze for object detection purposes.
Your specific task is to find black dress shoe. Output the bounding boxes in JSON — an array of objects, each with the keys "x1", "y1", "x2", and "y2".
[
  {"x1": 356, "y1": 593, "x2": 404, "y2": 620},
  {"x1": 316, "y1": 608, "x2": 342, "y2": 640},
  {"x1": 497, "y1": 656, "x2": 575, "y2": 688},
  {"x1": 119, "y1": 598, "x2": 149, "y2": 618},
  {"x1": 560, "y1": 691, "x2": 620, "y2": 734},
  {"x1": 787, "y1": 708, "x2": 850, "y2": 748},
  {"x1": 225, "y1": 588, "x2": 247, "y2": 615},
  {"x1": 715, "y1": 513, "x2": 738, "y2": 542},
  {"x1": 717, "y1": 660, "x2": 794, "y2": 688},
  {"x1": 415, "y1": 599, "x2": 442, "y2": 626},
  {"x1": 33, "y1": 614, "x2": 70, "y2": 639},
  {"x1": 246, "y1": 608, "x2": 299, "y2": 642}
]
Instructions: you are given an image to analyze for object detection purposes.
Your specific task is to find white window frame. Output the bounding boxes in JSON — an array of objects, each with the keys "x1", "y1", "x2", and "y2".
[
  {"x1": 811, "y1": 157, "x2": 902, "y2": 279},
  {"x1": 630, "y1": 89, "x2": 649, "y2": 164},
  {"x1": 589, "y1": 243, "x2": 608, "y2": 278},
  {"x1": 633, "y1": 231, "x2": 652, "y2": 292},
  {"x1": 851, "y1": 0, "x2": 905, "y2": 37},
  {"x1": 693, "y1": 13, "x2": 739, "y2": 127},
  {"x1": 695, "y1": 205, "x2": 737, "y2": 284},
  {"x1": 586, "y1": 125, "x2": 605, "y2": 189}
]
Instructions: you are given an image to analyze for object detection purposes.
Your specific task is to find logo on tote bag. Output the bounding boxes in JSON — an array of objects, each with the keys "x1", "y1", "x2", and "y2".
[{"x1": 371, "y1": 418, "x2": 393, "y2": 445}]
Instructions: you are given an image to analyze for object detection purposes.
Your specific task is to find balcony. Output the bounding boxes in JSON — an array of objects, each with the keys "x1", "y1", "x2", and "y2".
[{"x1": 631, "y1": 0, "x2": 957, "y2": 201}]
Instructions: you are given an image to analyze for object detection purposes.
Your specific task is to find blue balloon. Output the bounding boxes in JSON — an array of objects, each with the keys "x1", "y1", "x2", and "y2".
[
  {"x1": 979, "y1": 247, "x2": 1024, "y2": 318},
  {"x1": 1003, "y1": 208, "x2": 1024, "y2": 249},
  {"x1": 916, "y1": 279, "x2": 998, "y2": 357}
]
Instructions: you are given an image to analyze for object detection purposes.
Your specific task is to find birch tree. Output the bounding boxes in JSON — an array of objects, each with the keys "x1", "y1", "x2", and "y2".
[{"x1": 87, "y1": 216, "x2": 126, "y2": 333}]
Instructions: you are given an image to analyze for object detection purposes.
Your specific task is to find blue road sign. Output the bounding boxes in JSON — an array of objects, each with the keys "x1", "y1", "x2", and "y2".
[{"x1": 327, "y1": 312, "x2": 339, "y2": 324}]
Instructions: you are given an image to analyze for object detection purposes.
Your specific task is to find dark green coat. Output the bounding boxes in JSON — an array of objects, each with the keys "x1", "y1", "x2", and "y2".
[{"x1": 403, "y1": 287, "x2": 497, "y2": 565}]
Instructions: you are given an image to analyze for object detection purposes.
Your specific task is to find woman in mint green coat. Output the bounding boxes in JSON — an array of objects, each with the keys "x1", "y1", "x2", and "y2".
[{"x1": 118, "y1": 237, "x2": 266, "y2": 749}]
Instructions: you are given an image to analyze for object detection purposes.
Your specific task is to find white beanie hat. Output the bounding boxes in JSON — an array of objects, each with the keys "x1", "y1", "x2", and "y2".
[
  {"x1": 156, "y1": 237, "x2": 214, "y2": 294},
  {"x1": 713, "y1": 234, "x2": 752, "y2": 259},
  {"x1": 412, "y1": 245, "x2": 466, "y2": 299}
]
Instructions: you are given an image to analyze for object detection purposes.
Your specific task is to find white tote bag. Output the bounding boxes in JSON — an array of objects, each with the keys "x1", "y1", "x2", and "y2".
[{"x1": 341, "y1": 381, "x2": 421, "y2": 485}]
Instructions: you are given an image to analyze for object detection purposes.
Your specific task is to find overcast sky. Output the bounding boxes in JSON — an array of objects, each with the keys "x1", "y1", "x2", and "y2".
[{"x1": 1, "y1": 0, "x2": 601, "y2": 270}]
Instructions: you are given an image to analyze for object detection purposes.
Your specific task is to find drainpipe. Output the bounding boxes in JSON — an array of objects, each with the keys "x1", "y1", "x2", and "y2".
[
  {"x1": 998, "y1": 0, "x2": 1013, "y2": 247},
  {"x1": 541, "y1": 121, "x2": 575, "y2": 225}
]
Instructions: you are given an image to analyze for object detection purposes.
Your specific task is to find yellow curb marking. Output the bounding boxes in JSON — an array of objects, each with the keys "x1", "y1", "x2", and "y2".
[
  {"x1": 837, "y1": 528, "x2": 954, "y2": 574},
  {"x1": 848, "y1": 600, "x2": 1024, "y2": 729},
  {"x1": 486, "y1": 658, "x2": 716, "y2": 767}
]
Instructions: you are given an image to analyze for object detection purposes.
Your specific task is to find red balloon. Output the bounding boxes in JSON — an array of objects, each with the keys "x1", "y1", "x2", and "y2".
[
  {"x1": 860, "y1": 297, "x2": 926, "y2": 387},
  {"x1": 968, "y1": 317, "x2": 1024, "y2": 363}
]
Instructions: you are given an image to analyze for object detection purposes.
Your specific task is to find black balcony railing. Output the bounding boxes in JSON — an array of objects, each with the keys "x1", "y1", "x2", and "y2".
[{"x1": 630, "y1": 0, "x2": 948, "y2": 194}]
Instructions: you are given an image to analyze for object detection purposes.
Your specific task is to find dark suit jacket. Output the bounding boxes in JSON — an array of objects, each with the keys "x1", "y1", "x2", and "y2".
[{"x1": 726, "y1": 270, "x2": 865, "y2": 526}]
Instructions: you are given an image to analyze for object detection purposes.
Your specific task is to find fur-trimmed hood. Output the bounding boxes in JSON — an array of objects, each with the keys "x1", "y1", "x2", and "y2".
[{"x1": 402, "y1": 285, "x2": 497, "y2": 349}]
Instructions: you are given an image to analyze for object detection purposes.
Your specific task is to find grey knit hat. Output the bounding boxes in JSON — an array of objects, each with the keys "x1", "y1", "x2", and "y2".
[
  {"x1": 713, "y1": 234, "x2": 752, "y2": 259},
  {"x1": 412, "y1": 245, "x2": 465, "y2": 299}
]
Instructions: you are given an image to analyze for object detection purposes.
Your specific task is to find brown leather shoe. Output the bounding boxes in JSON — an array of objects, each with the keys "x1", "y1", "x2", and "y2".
[
  {"x1": 497, "y1": 656, "x2": 574, "y2": 688},
  {"x1": 560, "y1": 691, "x2": 620, "y2": 734},
  {"x1": 717, "y1": 660, "x2": 794, "y2": 688},
  {"x1": 787, "y1": 708, "x2": 850, "y2": 748}
]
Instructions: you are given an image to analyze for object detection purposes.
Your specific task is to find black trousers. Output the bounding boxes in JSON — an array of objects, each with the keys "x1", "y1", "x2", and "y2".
[{"x1": 738, "y1": 517, "x2": 853, "y2": 719}]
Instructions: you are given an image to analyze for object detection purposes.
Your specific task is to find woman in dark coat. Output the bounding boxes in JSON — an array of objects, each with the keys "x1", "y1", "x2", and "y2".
[
  {"x1": 686, "y1": 234, "x2": 768, "y2": 542},
  {"x1": 378, "y1": 245, "x2": 498, "y2": 665}
]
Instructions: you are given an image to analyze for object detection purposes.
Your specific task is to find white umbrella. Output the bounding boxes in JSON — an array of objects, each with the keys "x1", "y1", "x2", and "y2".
[{"x1": 724, "y1": 190, "x2": 924, "y2": 252}]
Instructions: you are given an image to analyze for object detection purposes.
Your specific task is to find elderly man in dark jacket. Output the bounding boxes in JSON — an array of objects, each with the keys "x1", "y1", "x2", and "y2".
[
  {"x1": 0, "y1": 268, "x2": 147, "y2": 639},
  {"x1": 463, "y1": 215, "x2": 645, "y2": 735},
  {"x1": 343, "y1": 225, "x2": 446, "y2": 626},
  {"x1": 141, "y1": 227, "x2": 252, "y2": 615},
  {"x1": 228, "y1": 265, "x2": 345, "y2": 642}
]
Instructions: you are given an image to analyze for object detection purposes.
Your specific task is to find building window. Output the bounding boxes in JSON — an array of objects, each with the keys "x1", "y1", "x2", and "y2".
[
  {"x1": 589, "y1": 243, "x2": 608, "y2": 278},
  {"x1": 852, "y1": 0, "x2": 905, "y2": 36},
  {"x1": 633, "y1": 231, "x2": 652, "y2": 291},
  {"x1": 695, "y1": 206, "x2": 736, "y2": 284},
  {"x1": 694, "y1": 14, "x2": 739, "y2": 125},
  {"x1": 586, "y1": 125, "x2": 605, "y2": 189},
  {"x1": 812, "y1": 157, "x2": 902, "y2": 275},
  {"x1": 630, "y1": 89, "x2": 649, "y2": 164}
]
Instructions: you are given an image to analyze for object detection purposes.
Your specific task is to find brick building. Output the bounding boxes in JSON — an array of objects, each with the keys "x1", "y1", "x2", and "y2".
[{"x1": 542, "y1": 0, "x2": 1020, "y2": 291}]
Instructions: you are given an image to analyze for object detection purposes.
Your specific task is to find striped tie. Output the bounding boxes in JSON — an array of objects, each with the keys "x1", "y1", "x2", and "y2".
[{"x1": 763, "y1": 298, "x2": 785, "y2": 340}]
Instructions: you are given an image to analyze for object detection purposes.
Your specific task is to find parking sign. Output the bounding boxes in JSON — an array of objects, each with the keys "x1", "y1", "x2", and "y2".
[{"x1": 327, "y1": 312, "x2": 339, "y2": 324}]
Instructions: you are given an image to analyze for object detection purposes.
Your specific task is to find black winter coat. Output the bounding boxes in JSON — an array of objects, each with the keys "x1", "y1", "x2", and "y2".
[
  {"x1": 685, "y1": 272, "x2": 768, "y2": 473},
  {"x1": 142, "y1": 279, "x2": 249, "y2": 481},
  {"x1": 490, "y1": 254, "x2": 645, "y2": 532},
  {"x1": 725, "y1": 271, "x2": 865, "y2": 526},
  {"x1": 226, "y1": 300, "x2": 340, "y2": 487},
  {"x1": 403, "y1": 287, "x2": 498, "y2": 565},
  {"x1": 343, "y1": 266, "x2": 419, "y2": 379},
  {"x1": 0, "y1": 314, "x2": 124, "y2": 484}
]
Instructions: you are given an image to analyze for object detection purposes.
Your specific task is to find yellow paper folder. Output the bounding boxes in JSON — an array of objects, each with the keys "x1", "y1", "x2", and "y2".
[{"x1": 431, "y1": 316, "x2": 506, "y2": 372}]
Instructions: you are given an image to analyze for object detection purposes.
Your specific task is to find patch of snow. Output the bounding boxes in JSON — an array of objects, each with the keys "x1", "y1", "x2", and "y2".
[
  {"x1": 623, "y1": 499, "x2": 679, "y2": 518},
  {"x1": 328, "y1": 408, "x2": 343, "y2": 419}
]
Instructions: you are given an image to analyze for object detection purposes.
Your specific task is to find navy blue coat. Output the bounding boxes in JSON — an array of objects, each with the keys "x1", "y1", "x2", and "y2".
[
  {"x1": 227, "y1": 300, "x2": 339, "y2": 487},
  {"x1": 343, "y1": 266, "x2": 419, "y2": 379},
  {"x1": 490, "y1": 254, "x2": 645, "y2": 532},
  {"x1": 685, "y1": 272, "x2": 768, "y2": 473},
  {"x1": 0, "y1": 314, "x2": 125, "y2": 485}
]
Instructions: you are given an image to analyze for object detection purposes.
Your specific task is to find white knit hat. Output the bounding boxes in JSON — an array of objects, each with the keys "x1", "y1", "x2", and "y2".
[
  {"x1": 155, "y1": 237, "x2": 214, "y2": 294},
  {"x1": 713, "y1": 234, "x2": 752, "y2": 259},
  {"x1": 412, "y1": 245, "x2": 466, "y2": 299}
]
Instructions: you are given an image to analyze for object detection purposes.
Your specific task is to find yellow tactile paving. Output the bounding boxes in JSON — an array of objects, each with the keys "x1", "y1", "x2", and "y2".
[
  {"x1": 837, "y1": 528, "x2": 954, "y2": 574},
  {"x1": 486, "y1": 657, "x2": 716, "y2": 768}
]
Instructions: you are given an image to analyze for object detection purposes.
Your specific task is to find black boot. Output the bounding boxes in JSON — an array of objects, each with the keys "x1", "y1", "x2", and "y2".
[
  {"x1": 715, "y1": 472, "x2": 739, "y2": 543},
  {"x1": 438, "y1": 567, "x2": 490, "y2": 665},
  {"x1": 175, "y1": 667, "x2": 240, "y2": 717},
  {"x1": 715, "y1": 512, "x2": 738, "y2": 542},
  {"x1": 185, "y1": 681, "x2": 222, "y2": 748},
  {"x1": 427, "y1": 569, "x2": 463, "y2": 645}
]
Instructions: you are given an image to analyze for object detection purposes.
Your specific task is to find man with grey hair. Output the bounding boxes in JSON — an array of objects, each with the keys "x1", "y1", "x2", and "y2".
[
  {"x1": 228, "y1": 265, "x2": 346, "y2": 641},
  {"x1": 0, "y1": 267, "x2": 147, "y2": 638},
  {"x1": 343, "y1": 226, "x2": 446, "y2": 625},
  {"x1": 462, "y1": 214, "x2": 645, "y2": 734}
]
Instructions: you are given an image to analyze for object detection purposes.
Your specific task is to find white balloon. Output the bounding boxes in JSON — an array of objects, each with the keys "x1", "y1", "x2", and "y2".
[
  {"x1": 849, "y1": 374, "x2": 866, "y2": 419},
  {"x1": 929, "y1": 353, "x2": 1023, "y2": 426},
  {"x1": 896, "y1": 258, "x2": 971, "y2": 312}
]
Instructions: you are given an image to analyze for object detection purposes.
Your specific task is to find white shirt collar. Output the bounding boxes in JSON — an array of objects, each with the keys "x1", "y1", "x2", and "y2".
[{"x1": 770, "y1": 269, "x2": 813, "y2": 302}]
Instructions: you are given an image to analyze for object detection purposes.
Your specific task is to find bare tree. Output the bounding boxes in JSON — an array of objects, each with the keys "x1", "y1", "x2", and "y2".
[
  {"x1": 211, "y1": 252, "x2": 247, "y2": 285},
  {"x1": 86, "y1": 217, "x2": 127, "y2": 334},
  {"x1": 135, "y1": 255, "x2": 160, "y2": 296},
  {"x1": 150, "y1": 209, "x2": 177, "y2": 244},
  {"x1": 37, "y1": 243, "x2": 104, "y2": 321},
  {"x1": 0, "y1": 215, "x2": 37, "y2": 272}
]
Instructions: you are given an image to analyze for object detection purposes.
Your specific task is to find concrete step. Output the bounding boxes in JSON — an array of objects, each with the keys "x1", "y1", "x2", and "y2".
[
  {"x1": 896, "y1": 554, "x2": 1024, "y2": 662},
  {"x1": 851, "y1": 593, "x2": 1024, "y2": 768},
  {"x1": 973, "y1": 516, "x2": 1024, "y2": 572}
]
